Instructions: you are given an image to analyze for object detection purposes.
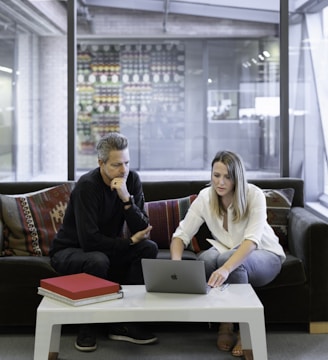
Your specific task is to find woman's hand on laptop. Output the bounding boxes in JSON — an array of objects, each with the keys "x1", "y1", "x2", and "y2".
[{"x1": 208, "y1": 267, "x2": 229, "y2": 288}]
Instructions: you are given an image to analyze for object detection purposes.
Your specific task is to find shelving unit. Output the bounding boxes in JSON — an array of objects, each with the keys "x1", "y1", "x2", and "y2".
[
  {"x1": 77, "y1": 43, "x2": 185, "y2": 169},
  {"x1": 77, "y1": 45, "x2": 121, "y2": 155}
]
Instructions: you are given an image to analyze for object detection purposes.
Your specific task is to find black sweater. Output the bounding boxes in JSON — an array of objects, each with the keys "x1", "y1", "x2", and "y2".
[{"x1": 49, "y1": 168, "x2": 149, "y2": 256}]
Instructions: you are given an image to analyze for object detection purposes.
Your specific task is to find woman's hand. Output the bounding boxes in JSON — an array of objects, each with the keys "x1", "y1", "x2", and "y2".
[
  {"x1": 208, "y1": 240, "x2": 256, "y2": 287},
  {"x1": 208, "y1": 266, "x2": 229, "y2": 288}
]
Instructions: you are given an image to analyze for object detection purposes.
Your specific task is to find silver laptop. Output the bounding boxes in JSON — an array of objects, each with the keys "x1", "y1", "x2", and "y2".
[{"x1": 141, "y1": 259, "x2": 211, "y2": 294}]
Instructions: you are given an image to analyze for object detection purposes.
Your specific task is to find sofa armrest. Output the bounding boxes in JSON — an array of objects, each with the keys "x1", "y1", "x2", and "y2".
[
  {"x1": 288, "y1": 207, "x2": 328, "y2": 320},
  {"x1": 0, "y1": 218, "x2": 3, "y2": 255},
  {"x1": 288, "y1": 207, "x2": 328, "y2": 272}
]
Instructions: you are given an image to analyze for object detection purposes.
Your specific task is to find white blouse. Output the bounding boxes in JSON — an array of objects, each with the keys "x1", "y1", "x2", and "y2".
[{"x1": 172, "y1": 184, "x2": 286, "y2": 262}]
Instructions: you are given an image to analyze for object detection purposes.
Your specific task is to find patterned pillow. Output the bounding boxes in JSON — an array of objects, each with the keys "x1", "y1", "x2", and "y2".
[
  {"x1": 0, "y1": 183, "x2": 74, "y2": 256},
  {"x1": 144, "y1": 195, "x2": 197, "y2": 249},
  {"x1": 263, "y1": 188, "x2": 295, "y2": 250}
]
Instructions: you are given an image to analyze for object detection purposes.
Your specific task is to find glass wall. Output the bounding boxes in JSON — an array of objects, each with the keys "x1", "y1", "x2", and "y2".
[
  {"x1": 0, "y1": 1, "x2": 283, "y2": 182},
  {"x1": 12, "y1": 2, "x2": 328, "y2": 183},
  {"x1": 289, "y1": 1, "x2": 328, "y2": 206},
  {"x1": 76, "y1": 2, "x2": 280, "y2": 177},
  {"x1": 0, "y1": 38, "x2": 14, "y2": 180},
  {"x1": 0, "y1": 0, "x2": 68, "y2": 181},
  {"x1": 2, "y1": 0, "x2": 328, "y2": 214}
]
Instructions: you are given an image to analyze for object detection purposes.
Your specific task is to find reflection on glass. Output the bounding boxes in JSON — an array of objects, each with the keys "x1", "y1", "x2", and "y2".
[
  {"x1": 207, "y1": 38, "x2": 280, "y2": 171},
  {"x1": 0, "y1": 43, "x2": 14, "y2": 181}
]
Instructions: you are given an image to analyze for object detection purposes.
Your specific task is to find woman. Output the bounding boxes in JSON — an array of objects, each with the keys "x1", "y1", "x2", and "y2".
[{"x1": 170, "y1": 150, "x2": 285, "y2": 357}]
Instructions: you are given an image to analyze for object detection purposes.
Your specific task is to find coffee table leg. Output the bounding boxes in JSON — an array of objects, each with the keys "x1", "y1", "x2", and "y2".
[
  {"x1": 239, "y1": 321, "x2": 268, "y2": 360},
  {"x1": 239, "y1": 322, "x2": 252, "y2": 349},
  {"x1": 49, "y1": 324, "x2": 62, "y2": 358},
  {"x1": 34, "y1": 312, "x2": 62, "y2": 360}
]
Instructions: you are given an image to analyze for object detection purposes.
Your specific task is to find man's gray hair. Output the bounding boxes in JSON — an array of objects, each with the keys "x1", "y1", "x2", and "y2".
[{"x1": 96, "y1": 132, "x2": 128, "y2": 163}]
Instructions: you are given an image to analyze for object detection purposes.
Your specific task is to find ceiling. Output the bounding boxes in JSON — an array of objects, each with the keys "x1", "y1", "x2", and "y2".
[
  {"x1": 80, "y1": 0, "x2": 281, "y2": 24},
  {"x1": 0, "y1": 0, "x2": 327, "y2": 37},
  {"x1": 0, "y1": 0, "x2": 67, "y2": 36}
]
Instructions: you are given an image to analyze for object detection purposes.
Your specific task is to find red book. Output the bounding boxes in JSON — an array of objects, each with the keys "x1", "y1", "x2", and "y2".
[{"x1": 40, "y1": 273, "x2": 121, "y2": 300}]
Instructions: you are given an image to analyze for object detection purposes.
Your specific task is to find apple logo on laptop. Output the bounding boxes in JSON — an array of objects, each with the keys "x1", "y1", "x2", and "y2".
[{"x1": 171, "y1": 273, "x2": 178, "y2": 280}]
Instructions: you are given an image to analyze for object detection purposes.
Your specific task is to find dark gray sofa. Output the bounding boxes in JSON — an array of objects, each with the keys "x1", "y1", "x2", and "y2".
[{"x1": 1, "y1": 178, "x2": 328, "y2": 333}]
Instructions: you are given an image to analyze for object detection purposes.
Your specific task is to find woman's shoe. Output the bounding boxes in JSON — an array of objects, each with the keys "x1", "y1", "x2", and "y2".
[
  {"x1": 231, "y1": 331, "x2": 243, "y2": 357},
  {"x1": 216, "y1": 322, "x2": 236, "y2": 352}
]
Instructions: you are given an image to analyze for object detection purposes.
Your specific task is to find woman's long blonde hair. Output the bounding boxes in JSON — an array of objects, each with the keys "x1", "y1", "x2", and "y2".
[{"x1": 209, "y1": 151, "x2": 248, "y2": 222}]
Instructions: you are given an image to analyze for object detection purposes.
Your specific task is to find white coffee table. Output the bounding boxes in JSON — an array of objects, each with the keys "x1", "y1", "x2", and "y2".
[{"x1": 33, "y1": 284, "x2": 267, "y2": 360}]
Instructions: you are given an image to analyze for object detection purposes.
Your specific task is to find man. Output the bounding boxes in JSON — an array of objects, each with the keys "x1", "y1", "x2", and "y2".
[{"x1": 49, "y1": 132, "x2": 158, "y2": 352}]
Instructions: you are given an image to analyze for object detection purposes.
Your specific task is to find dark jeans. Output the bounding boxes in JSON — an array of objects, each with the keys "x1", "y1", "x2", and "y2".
[{"x1": 50, "y1": 239, "x2": 158, "y2": 285}]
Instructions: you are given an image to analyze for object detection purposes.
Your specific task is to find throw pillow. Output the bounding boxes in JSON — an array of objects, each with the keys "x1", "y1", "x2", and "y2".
[
  {"x1": 263, "y1": 188, "x2": 295, "y2": 250},
  {"x1": 0, "y1": 183, "x2": 74, "y2": 256},
  {"x1": 144, "y1": 195, "x2": 197, "y2": 250}
]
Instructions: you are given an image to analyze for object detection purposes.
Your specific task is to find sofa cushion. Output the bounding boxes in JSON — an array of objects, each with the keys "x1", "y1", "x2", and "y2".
[
  {"x1": 263, "y1": 188, "x2": 295, "y2": 250},
  {"x1": 0, "y1": 183, "x2": 74, "y2": 256},
  {"x1": 257, "y1": 254, "x2": 306, "y2": 289}
]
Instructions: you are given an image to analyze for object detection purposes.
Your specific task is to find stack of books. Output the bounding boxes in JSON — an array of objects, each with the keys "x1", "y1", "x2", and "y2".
[{"x1": 38, "y1": 273, "x2": 123, "y2": 306}]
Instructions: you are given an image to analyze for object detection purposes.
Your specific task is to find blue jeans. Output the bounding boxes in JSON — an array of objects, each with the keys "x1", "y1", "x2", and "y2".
[
  {"x1": 197, "y1": 246, "x2": 282, "y2": 287},
  {"x1": 50, "y1": 239, "x2": 158, "y2": 285}
]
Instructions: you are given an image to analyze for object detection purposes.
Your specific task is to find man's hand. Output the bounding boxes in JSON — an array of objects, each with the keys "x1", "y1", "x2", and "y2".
[
  {"x1": 110, "y1": 177, "x2": 130, "y2": 202},
  {"x1": 130, "y1": 225, "x2": 152, "y2": 244}
]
